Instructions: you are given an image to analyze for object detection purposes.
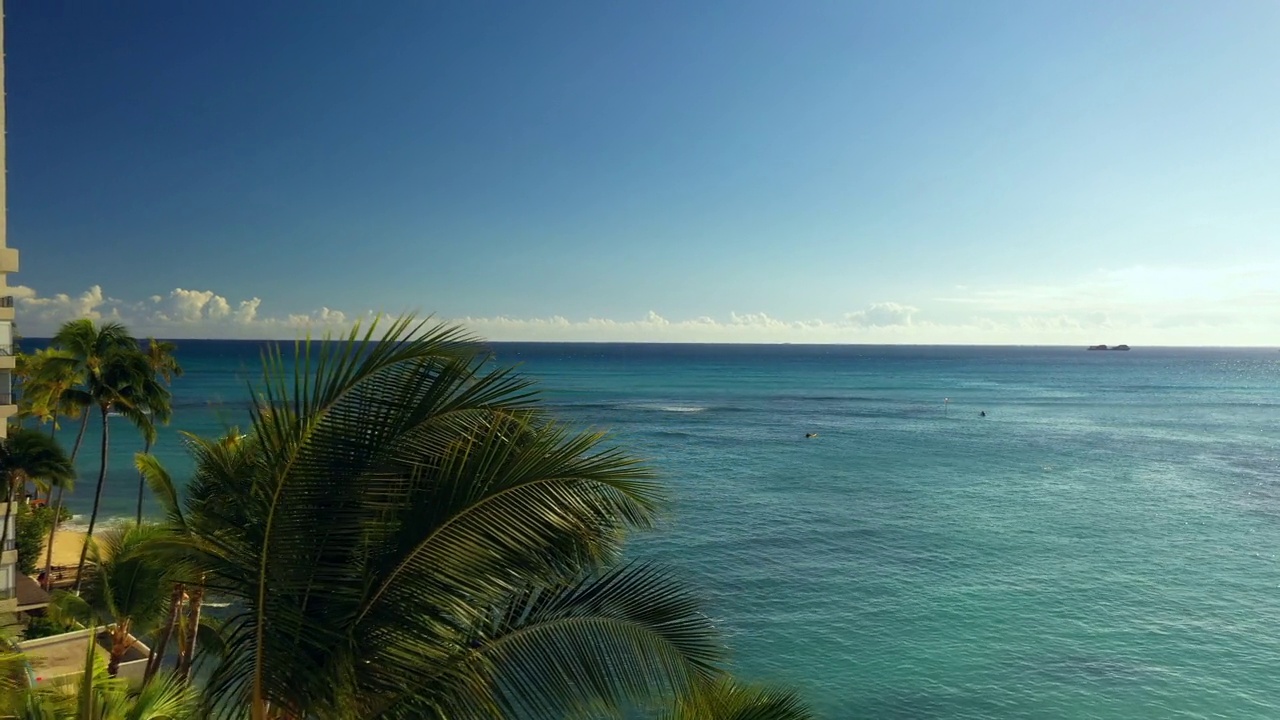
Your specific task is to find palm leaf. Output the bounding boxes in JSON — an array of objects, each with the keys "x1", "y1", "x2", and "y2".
[
  {"x1": 419, "y1": 563, "x2": 723, "y2": 720},
  {"x1": 660, "y1": 678, "x2": 815, "y2": 720}
]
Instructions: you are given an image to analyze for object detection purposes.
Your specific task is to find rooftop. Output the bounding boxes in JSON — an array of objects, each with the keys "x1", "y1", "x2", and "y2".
[
  {"x1": 16, "y1": 628, "x2": 149, "y2": 686},
  {"x1": 16, "y1": 574, "x2": 50, "y2": 611}
]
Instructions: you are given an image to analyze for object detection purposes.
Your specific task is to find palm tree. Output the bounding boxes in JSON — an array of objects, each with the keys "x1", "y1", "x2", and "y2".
[
  {"x1": 79, "y1": 524, "x2": 175, "y2": 677},
  {"x1": 63, "y1": 342, "x2": 169, "y2": 593},
  {"x1": 135, "y1": 339, "x2": 181, "y2": 526},
  {"x1": 137, "y1": 317, "x2": 732, "y2": 720},
  {"x1": 0, "y1": 428, "x2": 75, "y2": 565},
  {"x1": 17, "y1": 349, "x2": 91, "y2": 590},
  {"x1": 48, "y1": 320, "x2": 136, "y2": 462},
  {"x1": 15, "y1": 348, "x2": 85, "y2": 444},
  {"x1": 14, "y1": 350, "x2": 54, "y2": 432},
  {"x1": 662, "y1": 678, "x2": 815, "y2": 720},
  {"x1": 40, "y1": 320, "x2": 142, "y2": 591},
  {"x1": 133, "y1": 452, "x2": 201, "y2": 685}
]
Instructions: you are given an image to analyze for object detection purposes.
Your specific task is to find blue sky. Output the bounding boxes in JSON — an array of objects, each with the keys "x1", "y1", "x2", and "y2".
[{"x1": 9, "y1": 1, "x2": 1279, "y2": 343}]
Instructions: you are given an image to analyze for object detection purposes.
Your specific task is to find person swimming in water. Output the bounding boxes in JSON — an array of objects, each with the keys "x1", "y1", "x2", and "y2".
[
  {"x1": 979, "y1": 411, "x2": 986, "y2": 417},
  {"x1": 805, "y1": 432, "x2": 818, "y2": 438}
]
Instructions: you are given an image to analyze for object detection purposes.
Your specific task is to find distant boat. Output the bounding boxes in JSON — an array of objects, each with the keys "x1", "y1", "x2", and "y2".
[{"x1": 1086, "y1": 345, "x2": 1130, "y2": 351}]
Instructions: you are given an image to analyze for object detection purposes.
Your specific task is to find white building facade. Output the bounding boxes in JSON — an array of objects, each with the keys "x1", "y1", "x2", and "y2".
[{"x1": 0, "y1": 0, "x2": 23, "y2": 626}]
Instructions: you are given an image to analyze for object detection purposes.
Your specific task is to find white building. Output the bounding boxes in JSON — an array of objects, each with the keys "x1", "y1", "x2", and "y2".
[{"x1": 0, "y1": 0, "x2": 23, "y2": 628}]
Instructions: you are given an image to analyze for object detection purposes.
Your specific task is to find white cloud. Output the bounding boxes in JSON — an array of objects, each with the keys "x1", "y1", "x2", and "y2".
[
  {"x1": 16, "y1": 285, "x2": 113, "y2": 325},
  {"x1": 844, "y1": 302, "x2": 917, "y2": 327},
  {"x1": 11, "y1": 285, "x2": 355, "y2": 340},
  {"x1": 8, "y1": 265, "x2": 1279, "y2": 345}
]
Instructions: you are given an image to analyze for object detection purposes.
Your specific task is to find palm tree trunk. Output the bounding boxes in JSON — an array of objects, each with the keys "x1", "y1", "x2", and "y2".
[
  {"x1": 107, "y1": 620, "x2": 131, "y2": 677},
  {"x1": 73, "y1": 407, "x2": 110, "y2": 593},
  {"x1": 68, "y1": 409, "x2": 90, "y2": 463},
  {"x1": 145, "y1": 582, "x2": 185, "y2": 684},
  {"x1": 178, "y1": 583, "x2": 204, "y2": 683},
  {"x1": 52, "y1": 410, "x2": 90, "y2": 507},
  {"x1": 40, "y1": 484, "x2": 65, "y2": 589},
  {"x1": 135, "y1": 437, "x2": 152, "y2": 526}
]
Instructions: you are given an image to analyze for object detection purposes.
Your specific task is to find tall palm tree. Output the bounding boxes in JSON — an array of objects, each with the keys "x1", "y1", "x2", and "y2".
[
  {"x1": 140, "y1": 317, "x2": 731, "y2": 720},
  {"x1": 39, "y1": 321, "x2": 141, "y2": 590},
  {"x1": 135, "y1": 339, "x2": 181, "y2": 526},
  {"x1": 48, "y1": 320, "x2": 136, "y2": 463},
  {"x1": 0, "y1": 428, "x2": 75, "y2": 564},
  {"x1": 69, "y1": 346, "x2": 167, "y2": 592},
  {"x1": 79, "y1": 523, "x2": 175, "y2": 677}
]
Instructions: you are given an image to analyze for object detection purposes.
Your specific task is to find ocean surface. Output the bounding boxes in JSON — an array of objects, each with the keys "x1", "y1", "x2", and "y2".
[{"x1": 23, "y1": 341, "x2": 1280, "y2": 719}]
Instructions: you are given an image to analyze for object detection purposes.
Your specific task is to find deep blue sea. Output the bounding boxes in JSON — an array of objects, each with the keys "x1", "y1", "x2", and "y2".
[{"x1": 24, "y1": 341, "x2": 1280, "y2": 719}]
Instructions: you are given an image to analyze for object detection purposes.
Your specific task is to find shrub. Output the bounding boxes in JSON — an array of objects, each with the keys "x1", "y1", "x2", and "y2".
[{"x1": 15, "y1": 504, "x2": 57, "y2": 575}]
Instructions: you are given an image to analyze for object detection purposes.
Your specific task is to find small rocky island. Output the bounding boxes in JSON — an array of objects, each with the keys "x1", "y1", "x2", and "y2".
[{"x1": 1087, "y1": 344, "x2": 1131, "y2": 351}]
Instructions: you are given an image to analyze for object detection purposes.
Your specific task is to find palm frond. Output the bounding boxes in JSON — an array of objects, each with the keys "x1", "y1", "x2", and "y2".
[
  {"x1": 82, "y1": 523, "x2": 176, "y2": 635},
  {"x1": 659, "y1": 678, "x2": 815, "y2": 720},
  {"x1": 108, "y1": 670, "x2": 198, "y2": 720},
  {"x1": 385, "y1": 564, "x2": 725, "y2": 720},
  {"x1": 135, "y1": 453, "x2": 185, "y2": 530}
]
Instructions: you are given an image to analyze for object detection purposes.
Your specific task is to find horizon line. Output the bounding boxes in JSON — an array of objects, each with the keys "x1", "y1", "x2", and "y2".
[{"x1": 17, "y1": 337, "x2": 1279, "y2": 350}]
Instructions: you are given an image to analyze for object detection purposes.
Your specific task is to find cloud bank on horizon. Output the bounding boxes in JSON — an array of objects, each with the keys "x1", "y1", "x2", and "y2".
[{"x1": 10, "y1": 264, "x2": 1277, "y2": 346}]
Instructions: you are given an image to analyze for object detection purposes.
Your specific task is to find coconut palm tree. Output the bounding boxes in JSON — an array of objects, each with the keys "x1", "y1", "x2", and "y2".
[
  {"x1": 63, "y1": 344, "x2": 169, "y2": 593},
  {"x1": 134, "y1": 317, "x2": 733, "y2": 720},
  {"x1": 42, "y1": 320, "x2": 147, "y2": 591},
  {"x1": 134, "y1": 339, "x2": 181, "y2": 526},
  {"x1": 0, "y1": 428, "x2": 75, "y2": 565},
  {"x1": 79, "y1": 524, "x2": 175, "y2": 677},
  {"x1": 48, "y1": 320, "x2": 136, "y2": 462}
]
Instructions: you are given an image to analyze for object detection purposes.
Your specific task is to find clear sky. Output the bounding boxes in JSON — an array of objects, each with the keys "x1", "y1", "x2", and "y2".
[{"x1": 8, "y1": 1, "x2": 1279, "y2": 343}]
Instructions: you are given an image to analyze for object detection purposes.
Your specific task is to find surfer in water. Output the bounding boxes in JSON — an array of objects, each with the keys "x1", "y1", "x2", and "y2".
[
  {"x1": 979, "y1": 411, "x2": 986, "y2": 417},
  {"x1": 805, "y1": 432, "x2": 818, "y2": 438}
]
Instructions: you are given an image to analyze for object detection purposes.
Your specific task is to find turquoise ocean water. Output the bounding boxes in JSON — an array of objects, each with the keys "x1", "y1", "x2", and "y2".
[{"x1": 26, "y1": 341, "x2": 1280, "y2": 718}]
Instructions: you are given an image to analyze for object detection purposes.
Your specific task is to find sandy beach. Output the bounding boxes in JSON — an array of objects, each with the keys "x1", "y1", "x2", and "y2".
[{"x1": 41, "y1": 529, "x2": 89, "y2": 569}]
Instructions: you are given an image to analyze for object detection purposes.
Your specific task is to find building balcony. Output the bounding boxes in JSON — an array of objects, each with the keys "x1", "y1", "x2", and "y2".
[
  {"x1": 0, "y1": 248, "x2": 18, "y2": 273},
  {"x1": 0, "y1": 296, "x2": 13, "y2": 321}
]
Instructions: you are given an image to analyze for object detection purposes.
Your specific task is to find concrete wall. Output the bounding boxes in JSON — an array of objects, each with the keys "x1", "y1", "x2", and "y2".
[{"x1": 16, "y1": 627, "x2": 153, "y2": 690}]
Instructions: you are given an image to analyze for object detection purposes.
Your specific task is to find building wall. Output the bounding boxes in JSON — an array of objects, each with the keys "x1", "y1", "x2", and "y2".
[{"x1": 0, "y1": 0, "x2": 21, "y2": 626}]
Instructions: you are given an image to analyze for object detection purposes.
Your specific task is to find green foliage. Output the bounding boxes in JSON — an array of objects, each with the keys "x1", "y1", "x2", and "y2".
[
  {"x1": 660, "y1": 678, "x2": 815, "y2": 720},
  {"x1": 21, "y1": 615, "x2": 76, "y2": 641},
  {"x1": 15, "y1": 347, "x2": 85, "y2": 434},
  {"x1": 1, "y1": 428, "x2": 76, "y2": 505},
  {"x1": 0, "y1": 642, "x2": 198, "y2": 719},
  {"x1": 81, "y1": 523, "x2": 176, "y2": 676},
  {"x1": 15, "y1": 504, "x2": 54, "y2": 575},
  {"x1": 47, "y1": 319, "x2": 173, "y2": 591},
  {"x1": 81, "y1": 524, "x2": 174, "y2": 633},
  {"x1": 141, "y1": 317, "x2": 727, "y2": 719}
]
